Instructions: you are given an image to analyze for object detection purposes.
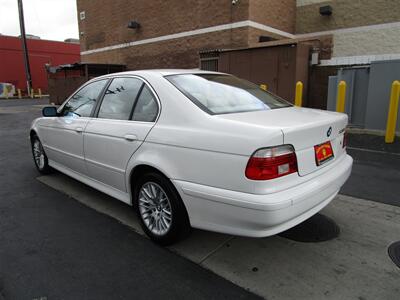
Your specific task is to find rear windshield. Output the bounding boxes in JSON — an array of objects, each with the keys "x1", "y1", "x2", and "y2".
[{"x1": 166, "y1": 74, "x2": 291, "y2": 115}]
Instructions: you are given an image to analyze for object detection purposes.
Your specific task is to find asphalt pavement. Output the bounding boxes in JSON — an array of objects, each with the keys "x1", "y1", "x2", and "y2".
[
  {"x1": 343, "y1": 148, "x2": 400, "y2": 206},
  {"x1": 0, "y1": 99, "x2": 260, "y2": 300},
  {"x1": 0, "y1": 99, "x2": 399, "y2": 299},
  {"x1": 343, "y1": 131, "x2": 400, "y2": 206}
]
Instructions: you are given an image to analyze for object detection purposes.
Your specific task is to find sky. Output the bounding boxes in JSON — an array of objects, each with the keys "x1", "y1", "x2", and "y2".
[{"x1": 0, "y1": 0, "x2": 79, "y2": 41}]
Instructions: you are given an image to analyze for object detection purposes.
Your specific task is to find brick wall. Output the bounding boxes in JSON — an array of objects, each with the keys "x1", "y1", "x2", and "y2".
[
  {"x1": 77, "y1": 0, "x2": 250, "y2": 52},
  {"x1": 249, "y1": 0, "x2": 296, "y2": 33},
  {"x1": 332, "y1": 25, "x2": 400, "y2": 58},
  {"x1": 78, "y1": 0, "x2": 299, "y2": 70},
  {"x1": 308, "y1": 65, "x2": 338, "y2": 109},
  {"x1": 296, "y1": 0, "x2": 400, "y2": 34},
  {"x1": 296, "y1": 0, "x2": 400, "y2": 63},
  {"x1": 82, "y1": 27, "x2": 250, "y2": 70}
]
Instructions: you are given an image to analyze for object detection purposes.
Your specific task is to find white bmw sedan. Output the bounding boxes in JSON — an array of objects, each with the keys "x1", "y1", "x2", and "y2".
[{"x1": 30, "y1": 70, "x2": 352, "y2": 245}]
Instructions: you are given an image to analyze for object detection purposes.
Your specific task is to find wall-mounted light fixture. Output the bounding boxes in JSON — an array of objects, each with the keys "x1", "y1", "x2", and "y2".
[
  {"x1": 128, "y1": 21, "x2": 141, "y2": 29},
  {"x1": 258, "y1": 36, "x2": 276, "y2": 43},
  {"x1": 319, "y1": 5, "x2": 333, "y2": 16}
]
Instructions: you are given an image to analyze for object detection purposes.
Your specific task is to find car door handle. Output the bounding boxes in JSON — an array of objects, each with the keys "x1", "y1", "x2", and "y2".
[
  {"x1": 124, "y1": 134, "x2": 137, "y2": 141},
  {"x1": 75, "y1": 127, "x2": 83, "y2": 133}
]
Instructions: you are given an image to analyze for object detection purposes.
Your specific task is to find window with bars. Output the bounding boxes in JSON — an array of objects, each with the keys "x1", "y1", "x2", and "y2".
[{"x1": 199, "y1": 51, "x2": 219, "y2": 71}]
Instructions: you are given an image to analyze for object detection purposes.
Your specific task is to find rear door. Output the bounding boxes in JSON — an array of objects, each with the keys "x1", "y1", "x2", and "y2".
[
  {"x1": 39, "y1": 79, "x2": 108, "y2": 175},
  {"x1": 83, "y1": 76, "x2": 159, "y2": 192}
]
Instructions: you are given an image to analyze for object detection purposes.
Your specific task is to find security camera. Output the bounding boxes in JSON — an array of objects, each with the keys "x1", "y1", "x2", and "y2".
[{"x1": 232, "y1": 0, "x2": 239, "y2": 5}]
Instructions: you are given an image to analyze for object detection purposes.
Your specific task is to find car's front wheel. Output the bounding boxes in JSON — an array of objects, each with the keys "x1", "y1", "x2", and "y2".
[
  {"x1": 134, "y1": 172, "x2": 191, "y2": 245},
  {"x1": 31, "y1": 135, "x2": 52, "y2": 174}
]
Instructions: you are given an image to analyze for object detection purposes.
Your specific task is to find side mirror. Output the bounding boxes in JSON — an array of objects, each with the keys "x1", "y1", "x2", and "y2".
[{"x1": 42, "y1": 106, "x2": 58, "y2": 117}]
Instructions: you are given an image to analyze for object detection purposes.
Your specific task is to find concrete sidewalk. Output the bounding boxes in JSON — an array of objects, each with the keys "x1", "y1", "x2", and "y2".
[{"x1": 39, "y1": 173, "x2": 400, "y2": 300}]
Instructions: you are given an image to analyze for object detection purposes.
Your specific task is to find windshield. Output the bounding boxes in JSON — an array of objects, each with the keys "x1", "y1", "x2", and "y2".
[{"x1": 166, "y1": 74, "x2": 291, "y2": 115}]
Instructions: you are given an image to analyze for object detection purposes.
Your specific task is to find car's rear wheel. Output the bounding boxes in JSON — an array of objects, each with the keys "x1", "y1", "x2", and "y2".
[
  {"x1": 134, "y1": 172, "x2": 191, "y2": 245},
  {"x1": 31, "y1": 135, "x2": 51, "y2": 174}
]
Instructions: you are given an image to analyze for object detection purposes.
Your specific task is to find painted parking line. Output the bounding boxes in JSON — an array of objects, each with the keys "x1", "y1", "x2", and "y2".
[
  {"x1": 38, "y1": 173, "x2": 400, "y2": 300},
  {"x1": 347, "y1": 146, "x2": 400, "y2": 157}
]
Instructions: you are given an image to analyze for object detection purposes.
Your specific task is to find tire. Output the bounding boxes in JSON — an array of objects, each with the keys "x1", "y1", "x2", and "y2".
[
  {"x1": 134, "y1": 172, "x2": 191, "y2": 245},
  {"x1": 31, "y1": 135, "x2": 52, "y2": 174}
]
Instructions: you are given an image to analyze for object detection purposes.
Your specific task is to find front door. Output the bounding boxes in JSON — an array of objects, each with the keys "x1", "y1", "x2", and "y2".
[
  {"x1": 39, "y1": 79, "x2": 109, "y2": 175},
  {"x1": 83, "y1": 77, "x2": 159, "y2": 192}
]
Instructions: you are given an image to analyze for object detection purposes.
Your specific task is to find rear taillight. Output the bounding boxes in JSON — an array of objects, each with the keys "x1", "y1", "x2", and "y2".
[{"x1": 245, "y1": 145, "x2": 298, "y2": 180}]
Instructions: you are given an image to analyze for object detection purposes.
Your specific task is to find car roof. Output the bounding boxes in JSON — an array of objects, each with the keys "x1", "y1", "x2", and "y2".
[
  {"x1": 145, "y1": 69, "x2": 225, "y2": 76},
  {"x1": 96, "y1": 69, "x2": 226, "y2": 79}
]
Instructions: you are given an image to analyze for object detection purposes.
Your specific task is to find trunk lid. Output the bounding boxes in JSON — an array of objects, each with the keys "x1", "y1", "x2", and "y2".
[{"x1": 217, "y1": 107, "x2": 348, "y2": 176}]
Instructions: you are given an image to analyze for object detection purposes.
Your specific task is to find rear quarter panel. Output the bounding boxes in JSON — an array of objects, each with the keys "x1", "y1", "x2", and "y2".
[{"x1": 125, "y1": 121, "x2": 283, "y2": 196}]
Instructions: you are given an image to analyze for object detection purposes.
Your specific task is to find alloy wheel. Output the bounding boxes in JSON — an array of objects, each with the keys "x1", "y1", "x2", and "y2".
[
  {"x1": 33, "y1": 139, "x2": 45, "y2": 169},
  {"x1": 138, "y1": 182, "x2": 172, "y2": 236}
]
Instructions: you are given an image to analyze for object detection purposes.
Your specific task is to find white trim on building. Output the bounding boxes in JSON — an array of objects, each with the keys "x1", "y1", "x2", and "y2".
[
  {"x1": 320, "y1": 54, "x2": 400, "y2": 66},
  {"x1": 296, "y1": 21, "x2": 400, "y2": 39},
  {"x1": 296, "y1": 0, "x2": 327, "y2": 7},
  {"x1": 81, "y1": 20, "x2": 400, "y2": 62},
  {"x1": 246, "y1": 20, "x2": 295, "y2": 39},
  {"x1": 81, "y1": 20, "x2": 294, "y2": 55}
]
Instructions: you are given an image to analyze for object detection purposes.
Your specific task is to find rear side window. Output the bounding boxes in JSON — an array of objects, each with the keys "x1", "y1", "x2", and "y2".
[
  {"x1": 98, "y1": 77, "x2": 143, "y2": 120},
  {"x1": 61, "y1": 79, "x2": 108, "y2": 117},
  {"x1": 166, "y1": 74, "x2": 291, "y2": 115},
  {"x1": 131, "y1": 85, "x2": 158, "y2": 122}
]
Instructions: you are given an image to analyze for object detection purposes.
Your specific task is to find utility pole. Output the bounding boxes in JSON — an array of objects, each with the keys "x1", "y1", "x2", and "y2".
[{"x1": 17, "y1": 0, "x2": 32, "y2": 94}]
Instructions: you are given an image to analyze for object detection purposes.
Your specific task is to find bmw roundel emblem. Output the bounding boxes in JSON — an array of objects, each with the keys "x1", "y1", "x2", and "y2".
[{"x1": 327, "y1": 126, "x2": 332, "y2": 137}]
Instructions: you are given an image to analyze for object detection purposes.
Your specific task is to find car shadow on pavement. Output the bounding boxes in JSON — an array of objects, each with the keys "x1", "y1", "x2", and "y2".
[{"x1": 279, "y1": 213, "x2": 340, "y2": 243}]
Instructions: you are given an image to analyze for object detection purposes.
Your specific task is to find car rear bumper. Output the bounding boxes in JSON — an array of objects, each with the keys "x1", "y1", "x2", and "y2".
[{"x1": 173, "y1": 154, "x2": 353, "y2": 237}]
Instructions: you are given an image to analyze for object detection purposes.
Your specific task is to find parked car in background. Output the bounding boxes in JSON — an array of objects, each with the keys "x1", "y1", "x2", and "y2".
[{"x1": 30, "y1": 70, "x2": 353, "y2": 245}]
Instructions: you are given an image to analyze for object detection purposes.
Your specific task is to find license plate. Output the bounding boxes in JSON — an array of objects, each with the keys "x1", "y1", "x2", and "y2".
[{"x1": 314, "y1": 141, "x2": 334, "y2": 166}]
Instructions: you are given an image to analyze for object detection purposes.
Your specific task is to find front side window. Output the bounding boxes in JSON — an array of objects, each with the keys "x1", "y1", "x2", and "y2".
[
  {"x1": 166, "y1": 74, "x2": 291, "y2": 115},
  {"x1": 131, "y1": 85, "x2": 158, "y2": 122},
  {"x1": 98, "y1": 77, "x2": 143, "y2": 120},
  {"x1": 61, "y1": 79, "x2": 108, "y2": 117}
]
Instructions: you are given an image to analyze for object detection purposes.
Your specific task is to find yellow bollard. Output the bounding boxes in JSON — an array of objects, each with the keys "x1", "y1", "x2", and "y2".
[
  {"x1": 260, "y1": 84, "x2": 268, "y2": 91},
  {"x1": 38, "y1": 88, "x2": 42, "y2": 98},
  {"x1": 336, "y1": 80, "x2": 346, "y2": 113},
  {"x1": 17, "y1": 89, "x2": 22, "y2": 99},
  {"x1": 385, "y1": 80, "x2": 400, "y2": 143},
  {"x1": 295, "y1": 81, "x2": 303, "y2": 107}
]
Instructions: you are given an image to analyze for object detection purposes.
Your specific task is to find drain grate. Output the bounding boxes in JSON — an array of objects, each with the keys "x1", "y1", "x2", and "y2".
[
  {"x1": 279, "y1": 213, "x2": 340, "y2": 242},
  {"x1": 388, "y1": 241, "x2": 400, "y2": 268}
]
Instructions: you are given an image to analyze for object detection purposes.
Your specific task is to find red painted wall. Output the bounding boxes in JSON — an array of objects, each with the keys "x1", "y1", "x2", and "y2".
[{"x1": 0, "y1": 35, "x2": 80, "y2": 93}]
